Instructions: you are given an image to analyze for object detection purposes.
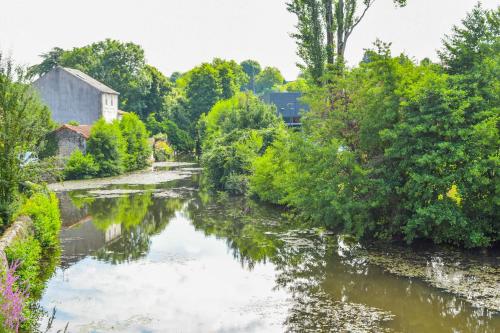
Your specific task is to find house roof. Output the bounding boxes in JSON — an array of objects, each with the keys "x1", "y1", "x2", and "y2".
[
  {"x1": 55, "y1": 124, "x2": 92, "y2": 139},
  {"x1": 60, "y1": 67, "x2": 119, "y2": 95},
  {"x1": 263, "y1": 92, "x2": 309, "y2": 118}
]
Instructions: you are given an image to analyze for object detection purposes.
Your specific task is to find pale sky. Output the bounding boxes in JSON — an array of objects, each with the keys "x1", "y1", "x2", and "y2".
[{"x1": 0, "y1": 0, "x2": 497, "y2": 80}]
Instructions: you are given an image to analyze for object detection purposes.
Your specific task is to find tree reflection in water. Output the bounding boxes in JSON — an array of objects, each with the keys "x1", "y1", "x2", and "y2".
[
  {"x1": 65, "y1": 190, "x2": 186, "y2": 265},
  {"x1": 186, "y1": 194, "x2": 500, "y2": 333},
  {"x1": 57, "y1": 181, "x2": 500, "y2": 332}
]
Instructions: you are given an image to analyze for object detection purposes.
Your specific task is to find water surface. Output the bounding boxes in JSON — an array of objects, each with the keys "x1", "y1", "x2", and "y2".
[{"x1": 41, "y1": 167, "x2": 500, "y2": 332}]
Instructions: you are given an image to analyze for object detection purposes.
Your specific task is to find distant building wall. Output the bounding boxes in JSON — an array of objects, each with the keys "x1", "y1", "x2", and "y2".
[
  {"x1": 34, "y1": 67, "x2": 102, "y2": 125},
  {"x1": 55, "y1": 129, "x2": 87, "y2": 158}
]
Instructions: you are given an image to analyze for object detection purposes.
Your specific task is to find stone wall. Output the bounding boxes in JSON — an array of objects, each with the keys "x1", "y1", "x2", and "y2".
[
  {"x1": 56, "y1": 129, "x2": 87, "y2": 158},
  {"x1": 0, "y1": 216, "x2": 33, "y2": 272}
]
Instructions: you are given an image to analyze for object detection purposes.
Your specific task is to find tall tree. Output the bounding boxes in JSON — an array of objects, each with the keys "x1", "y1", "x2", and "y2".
[
  {"x1": 288, "y1": 0, "x2": 326, "y2": 82},
  {"x1": 27, "y1": 47, "x2": 65, "y2": 78},
  {"x1": 185, "y1": 63, "x2": 222, "y2": 129},
  {"x1": 240, "y1": 60, "x2": 262, "y2": 92},
  {"x1": 288, "y1": 0, "x2": 408, "y2": 81},
  {"x1": 142, "y1": 65, "x2": 173, "y2": 119},
  {"x1": 0, "y1": 55, "x2": 53, "y2": 223},
  {"x1": 254, "y1": 67, "x2": 285, "y2": 94}
]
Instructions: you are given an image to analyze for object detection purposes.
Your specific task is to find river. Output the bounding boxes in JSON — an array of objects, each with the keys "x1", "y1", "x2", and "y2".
[{"x1": 40, "y1": 163, "x2": 500, "y2": 332}]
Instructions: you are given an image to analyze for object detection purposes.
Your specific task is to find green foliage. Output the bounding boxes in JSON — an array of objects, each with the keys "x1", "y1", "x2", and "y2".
[
  {"x1": 5, "y1": 237, "x2": 42, "y2": 297},
  {"x1": 64, "y1": 150, "x2": 98, "y2": 180},
  {"x1": 37, "y1": 131, "x2": 59, "y2": 159},
  {"x1": 202, "y1": 130, "x2": 265, "y2": 194},
  {"x1": 5, "y1": 190, "x2": 62, "y2": 331},
  {"x1": 146, "y1": 114, "x2": 194, "y2": 153},
  {"x1": 87, "y1": 119, "x2": 126, "y2": 177},
  {"x1": 254, "y1": 67, "x2": 285, "y2": 94},
  {"x1": 65, "y1": 115, "x2": 151, "y2": 180},
  {"x1": 240, "y1": 60, "x2": 262, "y2": 92},
  {"x1": 200, "y1": 92, "x2": 281, "y2": 145},
  {"x1": 119, "y1": 113, "x2": 152, "y2": 171},
  {"x1": 186, "y1": 63, "x2": 222, "y2": 127},
  {"x1": 141, "y1": 65, "x2": 173, "y2": 119},
  {"x1": 29, "y1": 40, "x2": 164, "y2": 119},
  {"x1": 250, "y1": 6, "x2": 499, "y2": 248},
  {"x1": 154, "y1": 141, "x2": 174, "y2": 162},
  {"x1": 287, "y1": 0, "x2": 408, "y2": 81},
  {"x1": 199, "y1": 93, "x2": 282, "y2": 194},
  {"x1": 20, "y1": 191, "x2": 61, "y2": 249},
  {"x1": 213, "y1": 58, "x2": 248, "y2": 99},
  {"x1": 0, "y1": 54, "x2": 53, "y2": 224}
]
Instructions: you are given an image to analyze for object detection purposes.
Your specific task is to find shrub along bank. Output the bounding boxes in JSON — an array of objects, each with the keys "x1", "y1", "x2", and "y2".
[
  {"x1": 1, "y1": 189, "x2": 61, "y2": 332},
  {"x1": 64, "y1": 113, "x2": 152, "y2": 180},
  {"x1": 198, "y1": 92, "x2": 283, "y2": 194},
  {"x1": 199, "y1": 7, "x2": 500, "y2": 248}
]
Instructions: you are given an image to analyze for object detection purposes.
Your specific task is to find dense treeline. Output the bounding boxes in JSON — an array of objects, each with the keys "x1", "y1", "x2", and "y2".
[
  {"x1": 200, "y1": 5, "x2": 499, "y2": 248},
  {"x1": 30, "y1": 41, "x2": 287, "y2": 154}
]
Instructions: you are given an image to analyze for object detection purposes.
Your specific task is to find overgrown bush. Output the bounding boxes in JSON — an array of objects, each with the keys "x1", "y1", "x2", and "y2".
[
  {"x1": 5, "y1": 237, "x2": 42, "y2": 298},
  {"x1": 199, "y1": 93, "x2": 282, "y2": 194},
  {"x1": 2, "y1": 190, "x2": 62, "y2": 331},
  {"x1": 119, "y1": 113, "x2": 152, "y2": 171},
  {"x1": 87, "y1": 119, "x2": 126, "y2": 177},
  {"x1": 64, "y1": 150, "x2": 98, "y2": 180},
  {"x1": 154, "y1": 141, "x2": 174, "y2": 162},
  {"x1": 147, "y1": 114, "x2": 194, "y2": 153},
  {"x1": 19, "y1": 191, "x2": 61, "y2": 248}
]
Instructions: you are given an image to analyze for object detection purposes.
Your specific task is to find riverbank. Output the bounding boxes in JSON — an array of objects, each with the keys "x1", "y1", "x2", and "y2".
[{"x1": 48, "y1": 162, "x2": 197, "y2": 192}]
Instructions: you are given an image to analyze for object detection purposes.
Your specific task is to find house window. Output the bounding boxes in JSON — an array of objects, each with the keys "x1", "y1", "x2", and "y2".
[{"x1": 111, "y1": 96, "x2": 114, "y2": 106}]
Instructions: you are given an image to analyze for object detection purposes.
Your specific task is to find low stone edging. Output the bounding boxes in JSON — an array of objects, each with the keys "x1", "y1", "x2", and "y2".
[{"x1": 0, "y1": 216, "x2": 33, "y2": 272}]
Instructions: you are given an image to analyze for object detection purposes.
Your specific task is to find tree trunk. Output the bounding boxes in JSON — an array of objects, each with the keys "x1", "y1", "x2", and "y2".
[
  {"x1": 324, "y1": 0, "x2": 335, "y2": 65},
  {"x1": 336, "y1": 0, "x2": 346, "y2": 61}
]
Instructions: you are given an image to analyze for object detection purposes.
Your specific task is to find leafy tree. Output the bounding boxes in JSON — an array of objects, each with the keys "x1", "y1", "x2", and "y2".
[
  {"x1": 160, "y1": 88, "x2": 192, "y2": 133},
  {"x1": 169, "y1": 71, "x2": 183, "y2": 83},
  {"x1": 27, "y1": 47, "x2": 65, "y2": 78},
  {"x1": 141, "y1": 65, "x2": 173, "y2": 120},
  {"x1": 87, "y1": 119, "x2": 126, "y2": 177},
  {"x1": 254, "y1": 67, "x2": 285, "y2": 94},
  {"x1": 240, "y1": 60, "x2": 262, "y2": 92},
  {"x1": 199, "y1": 92, "x2": 281, "y2": 146},
  {"x1": 0, "y1": 55, "x2": 53, "y2": 223},
  {"x1": 185, "y1": 63, "x2": 222, "y2": 129},
  {"x1": 287, "y1": 0, "x2": 407, "y2": 81},
  {"x1": 287, "y1": 0, "x2": 326, "y2": 82},
  {"x1": 199, "y1": 93, "x2": 283, "y2": 193},
  {"x1": 119, "y1": 113, "x2": 152, "y2": 171},
  {"x1": 213, "y1": 58, "x2": 248, "y2": 98}
]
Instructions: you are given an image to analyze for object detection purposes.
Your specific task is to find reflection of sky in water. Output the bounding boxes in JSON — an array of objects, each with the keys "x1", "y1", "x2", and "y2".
[{"x1": 41, "y1": 211, "x2": 289, "y2": 332}]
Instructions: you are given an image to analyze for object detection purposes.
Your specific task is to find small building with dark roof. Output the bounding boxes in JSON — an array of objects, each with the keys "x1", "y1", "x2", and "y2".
[
  {"x1": 262, "y1": 92, "x2": 309, "y2": 126},
  {"x1": 33, "y1": 67, "x2": 119, "y2": 125}
]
